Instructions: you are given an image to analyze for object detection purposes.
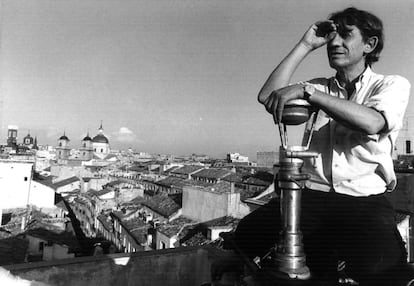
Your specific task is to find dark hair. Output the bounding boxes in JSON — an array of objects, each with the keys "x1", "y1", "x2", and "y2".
[{"x1": 329, "y1": 7, "x2": 384, "y2": 66}]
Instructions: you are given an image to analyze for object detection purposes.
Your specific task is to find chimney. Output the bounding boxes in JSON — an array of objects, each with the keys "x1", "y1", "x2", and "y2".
[{"x1": 230, "y1": 182, "x2": 235, "y2": 193}]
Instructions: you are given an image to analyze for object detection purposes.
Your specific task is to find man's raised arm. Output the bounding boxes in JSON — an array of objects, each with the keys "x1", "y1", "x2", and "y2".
[{"x1": 257, "y1": 22, "x2": 336, "y2": 104}]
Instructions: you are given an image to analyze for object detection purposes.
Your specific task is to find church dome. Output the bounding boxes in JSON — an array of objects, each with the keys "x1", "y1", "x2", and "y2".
[
  {"x1": 59, "y1": 134, "x2": 69, "y2": 141},
  {"x1": 23, "y1": 133, "x2": 34, "y2": 144},
  {"x1": 92, "y1": 134, "x2": 109, "y2": 144},
  {"x1": 83, "y1": 135, "x2": 92, "y2": 141}
]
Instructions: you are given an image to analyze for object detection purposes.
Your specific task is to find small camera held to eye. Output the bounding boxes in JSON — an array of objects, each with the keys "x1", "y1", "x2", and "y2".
[{"x1": 316, "y1": 21, "x2": 337, "y2": 37}]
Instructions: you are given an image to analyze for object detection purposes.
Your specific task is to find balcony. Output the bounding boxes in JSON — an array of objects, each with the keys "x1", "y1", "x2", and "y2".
[{"x1": 4, "y1": 245, "x2": 218, "y2": 286}]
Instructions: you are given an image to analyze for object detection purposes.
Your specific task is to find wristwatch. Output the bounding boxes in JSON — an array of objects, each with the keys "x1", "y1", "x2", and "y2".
[{"x1": 303, "y1": 83, "x2": 315, "y2": 101}]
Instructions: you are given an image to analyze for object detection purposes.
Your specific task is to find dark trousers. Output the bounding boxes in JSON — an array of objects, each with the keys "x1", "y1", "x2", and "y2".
[{"x1": 234, "y1": 189, "x2": 414, "y2": 285}]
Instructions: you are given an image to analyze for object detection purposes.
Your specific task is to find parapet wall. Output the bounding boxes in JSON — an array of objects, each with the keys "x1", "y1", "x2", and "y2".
[{"x1": 5, "y1": 246, "x2": 213, "y2": 286}]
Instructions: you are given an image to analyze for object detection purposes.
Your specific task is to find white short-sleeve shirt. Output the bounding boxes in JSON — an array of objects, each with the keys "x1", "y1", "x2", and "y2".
[{"x1": 303, "y1": 67, "x2": 411, "y2": 197}]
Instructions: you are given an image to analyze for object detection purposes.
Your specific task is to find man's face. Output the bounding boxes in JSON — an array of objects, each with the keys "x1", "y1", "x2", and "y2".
[{"x1": 327, "y1": 24, "x2": 368, "y2": 70}]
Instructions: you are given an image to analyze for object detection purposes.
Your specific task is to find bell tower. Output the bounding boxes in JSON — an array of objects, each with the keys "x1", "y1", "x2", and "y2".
[
  {"x1": 80, "y1": 132, "x2": 93, "y2": 161},
  {"x1": 56, "y1": 132, "x2": 71, "y2": 164}
]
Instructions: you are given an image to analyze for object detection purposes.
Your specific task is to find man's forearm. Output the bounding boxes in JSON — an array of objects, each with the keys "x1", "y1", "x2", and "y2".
[
  {"x1": 308, "y1": 90, "x2": 386, "y2": 134},
  {"x1": 258, "y1": 41, "x2": 312, "y2": 104}
]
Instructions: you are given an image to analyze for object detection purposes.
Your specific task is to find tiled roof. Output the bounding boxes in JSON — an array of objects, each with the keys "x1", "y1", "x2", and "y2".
[
  {"x1": 84, "y1": 165, "x2": 103, "y2": 171},
  {"x1": 34, "y1": 175, "x2": 80, "y2": 190},
  {"x1": 53, "y1": 176, "x2": 80, "y2": 189},
  {"x1": 242, "y1": 171, "x2": 273, "y2": 186},
  {"x1": 142, "y1": 195, "x2": 181, "y2": 218},
  {"x1": 202, "y1": 181, "x2": 243, "y2": 194},
  {"x1": 243, "y1": 177, "x2": 272, "y2": 187},
  {"x1": 171, "y1": 165, "x2": 205, "y2": 175},
  {"x1": 239, "y1": 188, "x2": 263, "y2": 201},
  {"x1": 156, "y1": 216, "x2": 196, "y2": 238},
  {"x1": 181, "y1": 232, "x2": 210, "y2": 247},
  {"x1": 222, "y1": 173, "x2": 244, "y2": 183},
  {"x1": 183, "y1": 179, "x2": 213, "y2": 188},
  {"x1": 155, "y1": 176, "x2": 189, "y2": 188},
  {"x1": 162, "y1": 166, "x2": 180, "y2": 174},
  {"x1": 73, "y1": 197, "x2": 89, "y2": 206},
  {"x1": 86, "y1": 189, "x2": 100, "y2": 196},
  {"x1": 106, "y1": 180, "x2": 123, "y2": 187},
  {"x1": 192, "y1": 168, "x2": 232, "y2": 180},
  {"x1": 94, "y1": 188, "x2": 114, "y2": 197},
  {"x1": 33, "y1": 175, "x2": 55, "y2": 188},
  {"x1": 179, "y1": 216, "x2": 239, "y2": 247},
  {"x1": 129, "y1": 165, "x2": 148, "y2": 172},
  {"x1": 122, "y1": 196, "x2": 146, "y2": 207},
  {"x1": 199, "y1": 216, "x2": 240, "y2": 228},
  {"x1": 120, "y1": 218, "x2": 149, "y2": 245}
]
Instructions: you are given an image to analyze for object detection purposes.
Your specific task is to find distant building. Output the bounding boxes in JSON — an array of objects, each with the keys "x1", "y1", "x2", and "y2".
[
  {"x1": 226, "y1": 153, "x2": 249, "y2": 163},
  {"x1": 395, "y1": 116, "x2": 414, "y2": 157},
  {"x1": 56, "y1": 132, "x2": 71, "y2": 164},
  {"x1": 139, "y1": 194, "x2": 182, "y2": 223},
  {"x1": 54, "y1": 122, "x2": 114, "y2": 166},
  {"x1": 0, "y1": 159, "x2": 57, "y2": 224},
  {"x1": 6, "y1": 125, "x2": 18, "y2": 149},
  {"x1": 22, "y1": 131, "x2": 34, "y2": 147},
  {"x1": 0, "y1": 160, "x2": 34, "y2": 209},
  {"x1": 182, "y1": 182, "x2": 250, "y2": 222},
  {"x1": 154, "y1": 216, "x2": 195, "y2": 250},
  {"x1": 2, "y1": 125, "x2": 38, "y2": 156},
  {"x1": 79, "y1": 132, "x2": 94, "y2": 161},
  {"x1": 92, "y1": 123, "x2": 110, "y2": 159},
  {"x1": 191, "y1": 168, "x2": 233, "y2": 184},
  {"x1": 23, "y1": 228, "x2": 80, "y2": 262},
  {"x1": 257, "y1": 151, "x2": 279, "y2": 168},
  {"x1": 71, "y1": 195, "x2": 97, "y2": 237},
  {"x1": 34, "y1": 175, "x2": 81, "y2": 197},
  {"x1": 169, "y1": 165, "x2": 205, "y2": 180}
]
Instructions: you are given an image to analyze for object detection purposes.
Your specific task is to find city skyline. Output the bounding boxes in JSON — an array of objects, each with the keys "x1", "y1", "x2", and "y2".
[{"x1": 1, "y1": 0, "x2": 413, "y2": 160}]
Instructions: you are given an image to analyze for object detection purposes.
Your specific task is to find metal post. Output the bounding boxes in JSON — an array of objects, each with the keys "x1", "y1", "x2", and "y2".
[{"x1": 272, "y1": 156, "x2": 310, "y2": 280}]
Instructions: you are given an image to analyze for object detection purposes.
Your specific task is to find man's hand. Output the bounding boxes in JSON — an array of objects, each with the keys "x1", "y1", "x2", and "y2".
[
  {"x1": 263, "y1": 84, "x2": 304, "y2": 124},
  {"x1": 300, "y1": 21, "x2": 337, "y2": 51}
]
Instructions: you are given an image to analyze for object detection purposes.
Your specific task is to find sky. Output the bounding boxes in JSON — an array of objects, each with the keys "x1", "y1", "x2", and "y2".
[{"x1": 0, "y1": 0, "x2": 413, "y2": 160}]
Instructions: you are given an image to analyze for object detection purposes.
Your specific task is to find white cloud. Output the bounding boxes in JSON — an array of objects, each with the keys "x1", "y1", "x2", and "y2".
[
  {"x1": 113, "y1": 127, "x2": 141, "y2": 143},
  {"x1": 119, "y1": 127, "x2": 133, "y2": 134}
]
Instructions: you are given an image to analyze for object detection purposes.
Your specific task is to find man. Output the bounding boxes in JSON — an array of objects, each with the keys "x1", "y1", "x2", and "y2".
[{"x1": 232, "y1": 7, "x2": 412, "y2": 285}]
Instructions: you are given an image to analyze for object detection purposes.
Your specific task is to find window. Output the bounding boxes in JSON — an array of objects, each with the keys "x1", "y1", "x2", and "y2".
[
  {"x1": 160, "y1": 241, "x2": 166, "y2": 249},
  {"x1": 24, "y1": 177, "x2": 28, "y2": 181},
  {"x1": 39, "y1": 242, "x2": 44, "y2": 252},
  {"x1": 101, "y1": 148, "x2": 104, "y2": 153},
  {"x1": 406, "y1": 140, "x2": 412, "y2": 154}
]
